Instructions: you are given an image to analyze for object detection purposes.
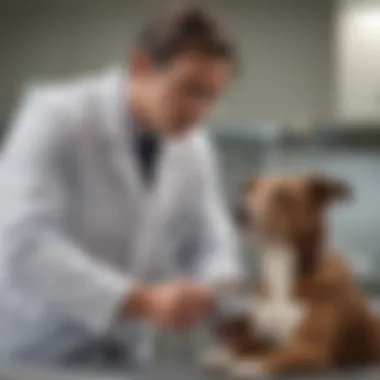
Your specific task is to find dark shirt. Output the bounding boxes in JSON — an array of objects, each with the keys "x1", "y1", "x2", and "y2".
[{"x1": 132, "y1": 122, "x2": 162, "y2": 187}]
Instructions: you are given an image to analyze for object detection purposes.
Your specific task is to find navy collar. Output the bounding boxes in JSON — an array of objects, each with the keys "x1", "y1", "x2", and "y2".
[{"x1": 129, "y1": 117, "x2": 162, "y2": 187}]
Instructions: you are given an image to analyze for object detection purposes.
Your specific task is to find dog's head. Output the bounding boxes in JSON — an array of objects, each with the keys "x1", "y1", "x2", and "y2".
[{"x1": 233, "y1": 174, "x2": 351, "y2": 271}]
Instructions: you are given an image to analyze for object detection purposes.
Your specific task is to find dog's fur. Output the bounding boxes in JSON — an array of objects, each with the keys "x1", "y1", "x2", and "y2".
[{"x1": 201, "y1": 175, "x2": 380, "y2": 377}]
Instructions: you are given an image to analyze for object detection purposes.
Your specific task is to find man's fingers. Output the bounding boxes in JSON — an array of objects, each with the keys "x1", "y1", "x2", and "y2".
[
  {"x1": 149, "y1": 281, "x2": 217, "y2": 329},
  {"x1": 168, "y1": 288, "x2": 213, "y2": 329}
]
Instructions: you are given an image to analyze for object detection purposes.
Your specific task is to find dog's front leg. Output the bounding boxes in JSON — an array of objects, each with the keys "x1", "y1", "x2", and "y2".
[
  {"x1": 200, "y1": 301, "x2": 276, "y2": 374},
  {"x1": 230, "y1": 297, "x2": 340, "y2": 378},
  {"x1": 199, "y1": 313, "x2": 265, "y2": 372},
  {"x1": 230, "y1": 344, "x2": 330, "y2": 378},
  {"x1": 229, "y1": 339, "x2": 337, "y2": 379}
]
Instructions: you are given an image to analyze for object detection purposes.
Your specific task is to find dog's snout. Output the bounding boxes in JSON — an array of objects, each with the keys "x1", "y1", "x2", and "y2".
[
  {"x1": 240, "y1": 179, "x2": 255, "y2": 195},
  {"x1": 233, "y1": 203, "x2": 251, "y2": 227}
]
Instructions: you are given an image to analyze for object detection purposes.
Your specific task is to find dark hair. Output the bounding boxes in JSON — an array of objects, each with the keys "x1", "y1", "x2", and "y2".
[{"x1": 135, "y1": 4, "x2": 238, "y2": 71}]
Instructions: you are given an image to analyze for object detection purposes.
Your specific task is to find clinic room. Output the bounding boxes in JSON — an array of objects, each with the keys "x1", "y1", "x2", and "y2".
[{"x1": 1, "y1": 0, "x2": 380, "y2": 379}]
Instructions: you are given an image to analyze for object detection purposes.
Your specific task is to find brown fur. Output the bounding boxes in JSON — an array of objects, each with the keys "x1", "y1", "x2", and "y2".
[{"x1": 215, "y1": 175, "x2": 380, "y2": 374}]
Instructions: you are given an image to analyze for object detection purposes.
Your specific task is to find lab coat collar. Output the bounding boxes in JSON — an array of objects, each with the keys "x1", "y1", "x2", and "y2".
[
  {"x1": 104, "y1": 66, "x2": 174, "y2": 196},
  {"x1": 102, "y1": 67, "x2": 182, "y2": 278},
  {"x1": 102, "y1": 66, "x2": 143, "y2": 196}
]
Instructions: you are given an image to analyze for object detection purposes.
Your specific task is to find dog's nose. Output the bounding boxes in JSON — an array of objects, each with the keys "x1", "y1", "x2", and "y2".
[
  {"x1": 233, "y1": 203, "x2": 251, "y2": 227},
  {"x1": 240, "y1": 178, "x2": 256, "y2": 194}
]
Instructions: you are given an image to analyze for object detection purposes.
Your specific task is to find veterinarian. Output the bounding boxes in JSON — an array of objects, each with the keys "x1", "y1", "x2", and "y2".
[{"x1": 0, "y1": 5, "x2": 242, "y2": 367}]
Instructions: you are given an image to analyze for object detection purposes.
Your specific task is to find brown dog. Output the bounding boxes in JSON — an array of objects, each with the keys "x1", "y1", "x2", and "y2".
[{"x1": 201, "y1": 174, "x2": 380, "y2": 378}]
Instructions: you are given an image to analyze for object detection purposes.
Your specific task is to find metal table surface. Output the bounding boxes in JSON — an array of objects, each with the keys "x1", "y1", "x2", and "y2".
[{"x1": 1, "y1": 363, "x2": 380, "y2": 380}]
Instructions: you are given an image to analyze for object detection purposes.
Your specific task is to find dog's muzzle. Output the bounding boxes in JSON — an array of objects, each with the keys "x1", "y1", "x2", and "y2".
[{"x1": 233, "y1": 202, "x2": 252, "y2": 228}]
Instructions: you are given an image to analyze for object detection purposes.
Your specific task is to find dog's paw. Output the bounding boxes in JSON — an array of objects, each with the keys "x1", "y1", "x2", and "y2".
[
  {"x1": 229, "y1": 359, "x2": 267, "y2": 379},
  {"x1": 198, "y1": 346, "x2": 233, "y2": 372}
]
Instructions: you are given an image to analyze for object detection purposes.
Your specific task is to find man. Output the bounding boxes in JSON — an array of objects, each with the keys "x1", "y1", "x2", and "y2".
[{"x1": 0, "y1": 5, "x2": 242, "y2": 367}]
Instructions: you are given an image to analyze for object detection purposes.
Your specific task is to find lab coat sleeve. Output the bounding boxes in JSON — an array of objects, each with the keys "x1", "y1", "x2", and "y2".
[
  {"x1": 190, "y1": 133, "x2": 244, "y2": 286},
  {"x1": 0, "y1": 89, "x2": 132, "y2": 335}
]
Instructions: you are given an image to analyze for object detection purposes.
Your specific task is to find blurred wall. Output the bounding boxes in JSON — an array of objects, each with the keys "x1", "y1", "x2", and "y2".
[
  {"x1": 335, "y1": 0, "x2": 380, "y2": 122},
  {"x1": 0, "y1": 0, "x2": 333, "y2": 126}
]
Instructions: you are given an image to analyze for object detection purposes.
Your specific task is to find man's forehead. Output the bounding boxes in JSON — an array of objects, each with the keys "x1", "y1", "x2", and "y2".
[{"x1": 170, "y1": 52, "x2": 232, "y2": 77}]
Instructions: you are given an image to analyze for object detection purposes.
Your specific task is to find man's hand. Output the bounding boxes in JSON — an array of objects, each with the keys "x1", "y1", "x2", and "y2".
[{"x1": 125, "y1": 282, "x2": 215, "y2": 329}]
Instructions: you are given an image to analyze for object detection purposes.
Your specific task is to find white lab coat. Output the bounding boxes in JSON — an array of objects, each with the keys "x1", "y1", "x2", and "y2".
[{"x1": 0, "y1": 67, "x2": 241, "y2": 363}]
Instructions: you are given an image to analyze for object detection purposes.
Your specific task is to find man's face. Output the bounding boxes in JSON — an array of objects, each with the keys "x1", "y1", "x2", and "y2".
[{"x1": 132, "y1": 51, "x2": 232, "y2": 137}]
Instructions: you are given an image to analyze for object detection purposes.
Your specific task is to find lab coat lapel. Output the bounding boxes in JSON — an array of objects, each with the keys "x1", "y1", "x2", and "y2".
[
  {"x1": 132, "y1": 139, "x2": 180, "y2": 279},
  {"x1": 101, "y1": 68, "x2": 148, "y2": 277},
  {"x1": 104, "y1": 69, "x2": 181, "y2": 279},
  {"x1": 104, "y1": 68, "x2": 144, "y2": 201}
]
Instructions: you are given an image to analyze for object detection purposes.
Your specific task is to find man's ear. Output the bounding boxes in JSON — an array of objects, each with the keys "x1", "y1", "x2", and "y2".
[{"x1": 308, "y1": 175, "x2": 352, "y2": 207}]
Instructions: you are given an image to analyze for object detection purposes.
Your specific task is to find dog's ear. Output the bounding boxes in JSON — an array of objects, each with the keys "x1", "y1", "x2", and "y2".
[{"x1": 308, "y1": 175, "x2": 352, "y2": 207}]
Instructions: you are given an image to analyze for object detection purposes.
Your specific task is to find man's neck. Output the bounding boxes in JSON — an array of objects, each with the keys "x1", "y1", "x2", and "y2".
[{"x1": 128, "y1": 84, "x2": 157, "y2": 135}]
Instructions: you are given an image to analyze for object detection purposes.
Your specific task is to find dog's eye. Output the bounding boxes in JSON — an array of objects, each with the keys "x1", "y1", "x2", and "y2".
[{"x1": 273, "y1": 190, "x2": 295, "y2": 209}]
